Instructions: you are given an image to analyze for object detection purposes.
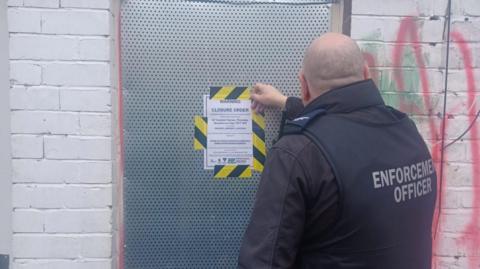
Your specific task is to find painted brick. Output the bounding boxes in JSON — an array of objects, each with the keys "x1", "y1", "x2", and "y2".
[
  {"x1": 443, "y1": 142, "x2": 467, "y2": 163},
  {"x1": 381, "y1": 68, "x2": 445, "y2": 93},
  {"x1": 435, "y1": 234, "x2": 466, "y2": 257},
  {"x1": 444, "y1": 188, "x2": 475, "y2": 209},
  {"x1": 435, "y1": 256, "x2": 469, "y2": 269},
  {"x1": 12, "y1": 234, "x2": 111, "y2": 258},
  {"x1": 41, "y1": 10, "x2": 109, "y2": 35},
  {"x1": 9, "y1": 34, "x2": 78, "y2": 60},
  {"x1": 445, "y1": 93, "x2": 480, "y2": 116},
  {"x1": 438, "y1": 43, "x2": 480, "y2": 70},
  {"x1": 421, "y1": 18, "x2": 446, "y2": 43},
  {"x1": 359, "y1": 41, "x2": 446, "y2": 69},
  {"x1": 11, "y1": 111, "x2": 79, "y2": 134},
  {"x1": 12, "y1": 184, "x2": 112, "y2": 209},
  {"x1": 60, "y1": 89, "x2": 111, "y2": 112},
  {"x1": 61, "y1": 0, "x2": 110, "y2": 9},
  {"x1": 7, "y1": 0, "x2": 115, "y2": 265},
  {"x1": 352, "y1": 0, "x2": 445, "y2": 16},
  {"x1": 43, "y1": 63, "x2": 110, "y2": 86},
  {"x1": 445, "y1": 163, "x2": 478, "y2": 187},
  {"x1": 7, "y1": 8, "x2": 41, "y2": 33},
  {"x1": 465, "y1": 142, "x2": 480, "y2": 163},
  {"x1": 380, "y1": 92, "x2": 443, "y2": 115},
  {"x1": 437, "y1": 232, "x2": 480, "y2": 257},
  {"x1": 445, "y1": 116, "x2": 476, "y2": 140},
  {"x1": 9, "y1": 35, "x2": 110, "y2": 61},
  {"x1": 453, "y1": 0, "x2": 480, "y2": 16},
  {"x1": 13, "y1": 259, "x2": 111, "y2": 269},
  {"x1": 10, "y1": 86, "x2": 59, "y2": 110},
  {"x1": 447, "y1": 69, "x2": 480, "y2": 92},
  {"x1": 10, "y1": 61, "x2": 41, "y2": 85},
  {"x1": 79, "y1": 113, "x2": 111, "y2": 136},
  {"x1": 11, "y1": 134, "x2": 43, "y2": 158},
  {"x1": 23, "y1": 0, "x2": 58, "y2": 8},
  {"x1": 351, "y1": 16, "x2": 445, "y2": 43},
  {"x1": 12, "y1": 159, "x2": 111, "y2": 183},
  {"x1": 451, "y1": 18, "x2": 480, "y2": 43},
  {"x1": 79, "y1": 37, "x2": 110, "y2": 60},
  {"x1": 8, "y1": 0, "x2": 23, "y2": 6},
  {"x1": 12, "y1": 210, "x2": 44, "y2": 233},
  {"x1": 13, "y1": 209, "x2": 111, "y2": 233},
  {"x1": 44, "y1": 135, "x2": 111, "y2": 160},
  {"x1": 46, "y1": 209, "x2": 111, "y2": 233},
  {"x1": 441, "y1": 212, "x2": 470, "y2": 232}
]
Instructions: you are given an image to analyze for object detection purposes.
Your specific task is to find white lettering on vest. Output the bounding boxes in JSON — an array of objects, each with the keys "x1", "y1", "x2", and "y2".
[{"x1": 371, "y1": 159, "x2": 435, "y2": 203}]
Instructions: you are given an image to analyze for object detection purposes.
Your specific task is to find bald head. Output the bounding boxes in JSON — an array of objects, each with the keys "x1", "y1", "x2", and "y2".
[{"x1": 302, "y1": 33, "x2": 365, "y2": 96}]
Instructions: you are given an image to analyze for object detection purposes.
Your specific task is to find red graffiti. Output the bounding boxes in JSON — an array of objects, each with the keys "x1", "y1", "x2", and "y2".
[
  {"x1": 367, "y1": 17, "x2": 480, "y2": 269},
  {"x1": 390, "y1": 18, "x2": 446, "y2": 268},
  {"x1": 451, "y1": 31, "x2": 480, "y2": 269}
]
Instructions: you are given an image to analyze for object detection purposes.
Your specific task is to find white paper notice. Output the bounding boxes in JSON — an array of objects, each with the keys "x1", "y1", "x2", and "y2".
[{"x1": 204, "y1": 95, "x2": 253, "y2": 169}]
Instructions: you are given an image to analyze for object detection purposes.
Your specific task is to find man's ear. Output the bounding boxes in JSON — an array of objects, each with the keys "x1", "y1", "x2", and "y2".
[
  {"x1": 363, "y1": 64, "x2": 371, "y2": 79},
  {"x1": 299, "y1": 71, "x2": 311, "y2": 104}
]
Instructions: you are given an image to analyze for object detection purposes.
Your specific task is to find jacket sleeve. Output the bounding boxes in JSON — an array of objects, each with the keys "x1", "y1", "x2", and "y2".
[
  {"x1": 238, "y1": 147, "x2": 308, "y2": 269},
  {"x1": 277, "y1": 97, "x2": 305, "y2": 141},
  {"x1": 284, "y1": 97, "x2": 304, "y2": 120}
]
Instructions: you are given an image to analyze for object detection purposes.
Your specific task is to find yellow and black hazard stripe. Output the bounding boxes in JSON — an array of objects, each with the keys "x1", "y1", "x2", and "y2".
[
  {"x1": 252, "y1": 112, "x2": 266, "y2": 172},
  {"x1": 194, "y1": 115, "x2": 207, "y2": 150},
  {"x1": 205, "y1": 85, "x2": 267, "y2": 177},
  {"x1": 210, "y1": 86, "x2": 250, "y2": 100},
  {"x1": 214, "y1": 165, "x2": 252, "y2": 178}
]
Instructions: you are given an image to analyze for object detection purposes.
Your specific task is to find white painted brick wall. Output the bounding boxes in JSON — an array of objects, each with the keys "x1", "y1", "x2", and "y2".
[
  {"x1": 12, "y1": 160, "x2": 111, "y2": 184},
  {"x1": 11, "y1": 135, "x2": 43, "y2": 158},
  {"x1": 10, "y1": 86, "x2": 60, "y2": 110},
  {"x1": 13, "y1": 234, "x2": 112, "y2": 258},
  {"x1": 60, "y1": 89, "x2": 111, "y2": 112},
  {"x1": 23, "y1": 0, "x2": 59, "y2": 8},
  {"x1": 10, "y1": 35, "x2": 110, "y2": 61},
  {"x1": 12, "y1": 184, "x2": 112, "y2": 209},
  {"x1": 61, "y1": 0, "x2": 110, "y2": 10},
  {"x1": 14, "y1": 259, "x2": 111, "y2": 269},
  {"x1": 7, "y1": 1, "x2": 114, "y2": 268},
  {"x1": 10, "y1": 62, "x2": 41, "y2": 85},
  {"x1": 43, "y1": 63, "x2": 110, "y2": 86},
  {"x1": 13, "y1": 209, "x2": 111, "y2": 233},
  {"x1": 44, "y1": 136, "x2": 111, "y2": 160}
]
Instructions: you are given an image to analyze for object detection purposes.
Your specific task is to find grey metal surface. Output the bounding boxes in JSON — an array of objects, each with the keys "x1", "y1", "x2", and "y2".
[{"x1": 121, "y1": 1, "x2": 330, "y2": 268}]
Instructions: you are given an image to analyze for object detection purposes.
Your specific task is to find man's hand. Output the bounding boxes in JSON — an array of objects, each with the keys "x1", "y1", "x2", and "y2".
[{"x1": 250, "y1": 83, "x2": 288, "y2": 114}]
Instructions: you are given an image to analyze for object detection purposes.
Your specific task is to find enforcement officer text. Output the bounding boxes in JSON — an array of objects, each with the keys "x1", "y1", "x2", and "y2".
[{"x1": 371, "y1": 159, "x2": 435, "y2": 203}]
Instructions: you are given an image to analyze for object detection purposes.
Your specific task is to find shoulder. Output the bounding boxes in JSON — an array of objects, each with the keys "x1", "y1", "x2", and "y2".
[
  {"x1": 271, "y1": 134, "x2": 329, "y2": 171},
  {"x1": 272, "y1": 134, "x2": 315, "y2": 157}
]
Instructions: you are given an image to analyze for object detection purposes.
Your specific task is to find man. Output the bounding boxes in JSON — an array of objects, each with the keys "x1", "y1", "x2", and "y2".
[{"x1": 238, "y1": 33, "x2": 437, "y2": 269}]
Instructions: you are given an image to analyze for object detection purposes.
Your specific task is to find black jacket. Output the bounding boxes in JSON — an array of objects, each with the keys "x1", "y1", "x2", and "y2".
[{"x1": 238, "y1": 79, "x2": 436, "y2": 269}]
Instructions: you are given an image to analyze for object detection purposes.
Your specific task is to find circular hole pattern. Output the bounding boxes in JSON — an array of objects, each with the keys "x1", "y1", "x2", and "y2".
[{"x1": 121, "y1": 1, "x2": 331, "y2": 268}]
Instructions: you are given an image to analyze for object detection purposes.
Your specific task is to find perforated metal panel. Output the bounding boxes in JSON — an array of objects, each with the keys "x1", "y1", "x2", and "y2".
[{"x1": 121, "y1": 1, "x2": 331, "y2": 268}]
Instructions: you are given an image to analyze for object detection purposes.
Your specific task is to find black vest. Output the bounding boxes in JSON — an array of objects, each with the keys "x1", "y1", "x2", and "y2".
[{"x1": 282, "y1": 80, "x2": 437, "y2": 269}]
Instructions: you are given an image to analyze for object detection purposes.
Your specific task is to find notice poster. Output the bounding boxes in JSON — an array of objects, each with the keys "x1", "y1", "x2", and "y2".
[
  {"x1": 203, "y1": 95, "x2": 253, "y2": 170},
  {"x1": 193, "y1": 86, "x2": 266, "y2": 178}
]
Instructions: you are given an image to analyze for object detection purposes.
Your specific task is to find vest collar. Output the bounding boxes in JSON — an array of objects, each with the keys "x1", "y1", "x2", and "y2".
[{"x1": 302, "y1": 79, "x2": 384, "y2": 115}]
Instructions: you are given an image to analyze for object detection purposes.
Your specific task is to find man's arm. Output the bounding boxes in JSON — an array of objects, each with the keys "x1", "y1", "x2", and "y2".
[
  {"x1": 238, "y1": 146, "x2": 308, "y2": 269},
  {"x1": 250, "y1": 83, "x2": 304, "y2": 119}
]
